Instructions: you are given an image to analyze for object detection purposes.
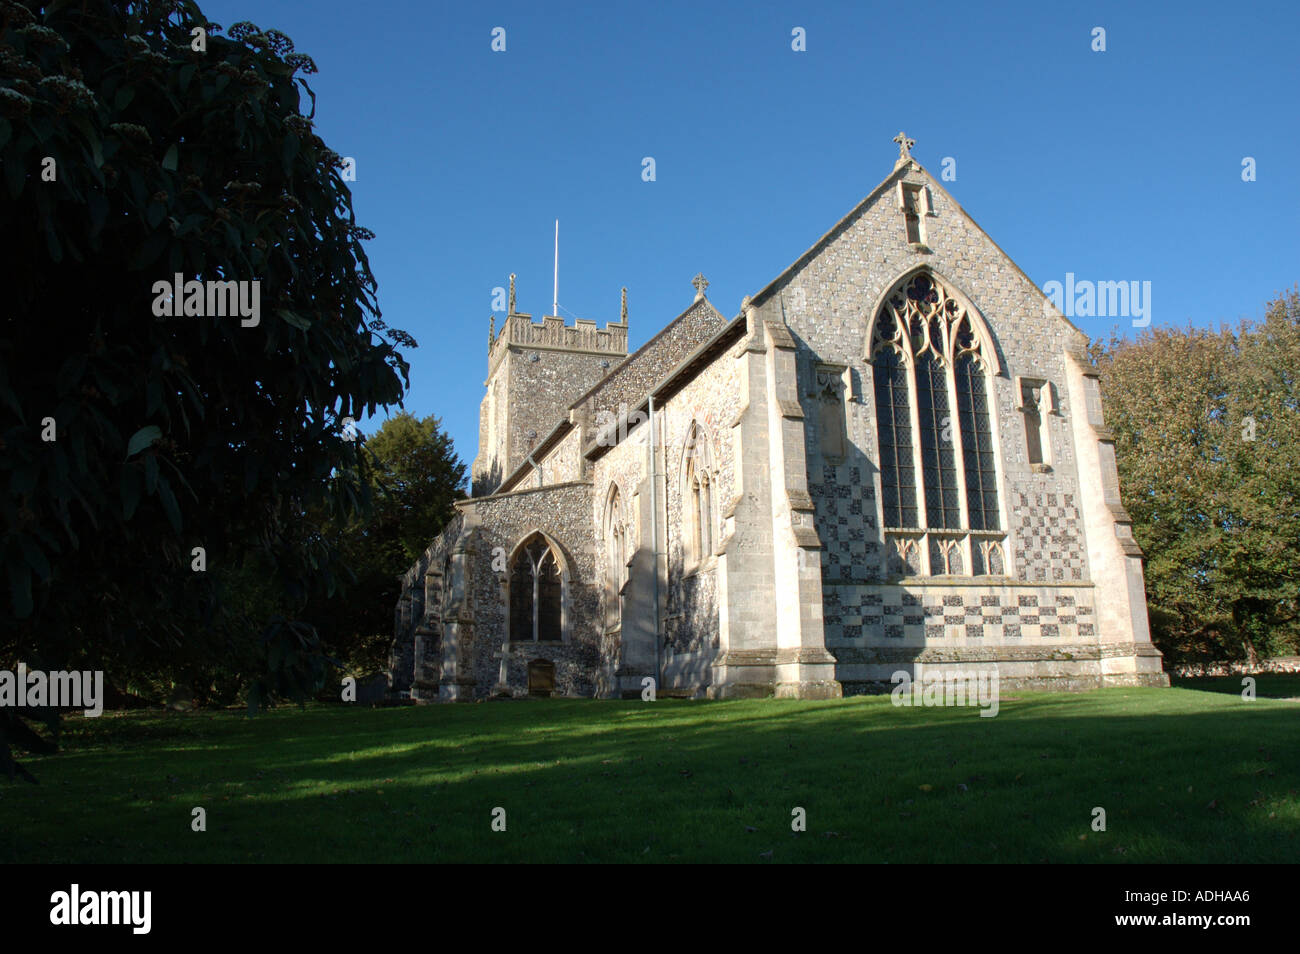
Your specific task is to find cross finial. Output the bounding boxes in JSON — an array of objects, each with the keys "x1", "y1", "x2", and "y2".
[
  {"x1": 620, "y1": 286, "x2": 628, "y2": 323},
  {"x1": 893, "y1": 131, "x2": 915, "y2": 161},
  {"x1": 692, "y1": 273, "x2": 709, "y2": 299},
  {"x1": 508, "y1": 273, "x2": 517, "y2": 314}
]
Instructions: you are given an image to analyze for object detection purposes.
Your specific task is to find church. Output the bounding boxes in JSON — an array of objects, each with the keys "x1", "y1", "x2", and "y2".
[{"x1": 388, "y1": 137, "x2": 1169, "y2": 701}]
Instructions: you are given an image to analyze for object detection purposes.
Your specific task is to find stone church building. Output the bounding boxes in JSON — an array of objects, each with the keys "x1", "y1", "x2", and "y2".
[{"x1": 389, "y1": 138, "x2": 1169, "y2": 701}]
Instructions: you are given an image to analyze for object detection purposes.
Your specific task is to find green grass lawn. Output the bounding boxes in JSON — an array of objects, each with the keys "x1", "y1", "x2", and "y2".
[{"x1": 3, "y1": 680, "x2": 1297, "y2": 863}]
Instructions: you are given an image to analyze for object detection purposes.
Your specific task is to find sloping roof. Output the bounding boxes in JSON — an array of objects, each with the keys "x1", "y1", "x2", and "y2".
[
  {"x1": 748, "y1": 159, "x2": 1089, "y2": 344},
  {"x1": 565, "y1": 295, "x2": 728, "y2": 414},
  {"x1": 583, "y1": 312, "x2": 748, "y2": 463}
]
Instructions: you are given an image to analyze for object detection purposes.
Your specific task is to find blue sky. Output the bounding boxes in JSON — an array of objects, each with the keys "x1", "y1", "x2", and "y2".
[{"x1": 206, "y1": 0, "x2": 1299, "y2": 469}]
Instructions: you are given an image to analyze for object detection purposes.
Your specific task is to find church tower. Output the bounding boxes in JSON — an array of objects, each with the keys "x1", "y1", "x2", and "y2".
[{"x1": 471, "y1": 276, "x2": 629, "y2": 495}]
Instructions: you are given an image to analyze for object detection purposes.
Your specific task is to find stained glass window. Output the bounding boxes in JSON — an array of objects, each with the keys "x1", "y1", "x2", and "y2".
[
  {"x1": 915, "y1": 352, "x2": 961, "y2": 529},
  {"x1": 872, "y1": 347, "x2": 917, "y2": 527},
  {"x1": 510, "y1": 535, "x2": 562, "y2": 641},
  {"x1": 870, "y1": 272, "x2": 1002, "y2": 560}
]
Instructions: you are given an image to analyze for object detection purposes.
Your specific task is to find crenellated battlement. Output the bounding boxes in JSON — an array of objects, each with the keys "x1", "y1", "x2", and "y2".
[
  {"x1": 473, "y1": 277, "x2": 631, "y2": 497},
  {"x1": 489, "y1": 312, "x2": 628, "y2": 366}
]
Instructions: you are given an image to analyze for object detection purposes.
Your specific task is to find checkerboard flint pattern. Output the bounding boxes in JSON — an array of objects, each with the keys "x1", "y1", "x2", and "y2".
[
  {"x1": 1010, "y1": 487, "x2": 1088, "y2": 583},
  {"x1": 822, "y1": 587, "x2": 1095, "y2": 644},
  {"x1": 810, "y1": 463, "x2": 882, "y2": 582}
]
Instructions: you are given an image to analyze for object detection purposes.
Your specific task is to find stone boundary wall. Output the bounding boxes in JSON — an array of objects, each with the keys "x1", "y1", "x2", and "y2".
[{"x1": 1170, "y1": 657, "x2": 1300, "y2": 677}]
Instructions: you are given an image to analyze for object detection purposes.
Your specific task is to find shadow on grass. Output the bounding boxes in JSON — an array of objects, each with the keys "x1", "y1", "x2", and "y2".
[
  {"x1": 1171, "y1": 673, "x2": 1300, "y2": 699},
  {"x1": 4, "y1": 690, "x2": 1297, "y2": 864}
]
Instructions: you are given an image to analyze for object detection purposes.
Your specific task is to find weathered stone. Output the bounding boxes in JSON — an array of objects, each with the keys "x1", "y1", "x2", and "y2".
[{"x1": 390, "y1": 151, "x2": 1168, "y2": 701}]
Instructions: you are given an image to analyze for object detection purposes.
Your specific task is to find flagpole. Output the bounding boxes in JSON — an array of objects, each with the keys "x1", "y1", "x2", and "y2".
[{"x1": 553, "y1": 220, "x2": 559, "y2": 316}]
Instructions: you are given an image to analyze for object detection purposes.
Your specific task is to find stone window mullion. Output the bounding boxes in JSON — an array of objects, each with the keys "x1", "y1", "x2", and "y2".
[
  {"x1": 904, "y1": 350, "x2": 932, "y2": 574},
  {"x1": 944, "y1": 328, "x2": 973, "y2": 536}
]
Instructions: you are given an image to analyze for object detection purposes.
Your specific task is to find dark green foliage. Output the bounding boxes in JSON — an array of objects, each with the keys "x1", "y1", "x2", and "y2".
[
  {"x1": 363, "y1": 411, "x2": 466, "y2": 566},
  {"x1": 0, "y1": 1, "x2": 414, "y2": 774},
  {"x1": 308, "y1": 412, "x2": 467, "y2": 678}
]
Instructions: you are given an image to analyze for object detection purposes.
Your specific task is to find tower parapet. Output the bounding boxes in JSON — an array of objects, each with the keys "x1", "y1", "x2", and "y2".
[
  {"x1": 488, "y1": 312, "x2": 628, "y2": 367},
  {"x1": 472, "y1": 278, "x2": 630, "y2": 496}
]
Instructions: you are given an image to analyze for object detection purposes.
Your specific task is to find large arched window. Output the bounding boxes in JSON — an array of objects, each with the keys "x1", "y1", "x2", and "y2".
[
  {"x1": 604, "y1": 486, "x2": 628, "y2": 629},
  {"x1": 870, "y1": 272, "x2": 1004, "y2": 576},
  {"x1": 509, "y1": 533, "x2": 563, "y2": 642},
  {"x1": 682, "y1": 422, "x2": 715, "y2": 569}
]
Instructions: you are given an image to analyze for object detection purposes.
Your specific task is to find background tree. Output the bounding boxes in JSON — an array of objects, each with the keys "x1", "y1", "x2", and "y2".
[
  {"x1": 0, "y1": 0, "x2": 415, "y2": 776},
  {"x1": 308, "y1": 412, "x2": 466, "y2": 677},
  {"x1": 1094, "y1": 287, "x2": 1300, "y2": 665}
]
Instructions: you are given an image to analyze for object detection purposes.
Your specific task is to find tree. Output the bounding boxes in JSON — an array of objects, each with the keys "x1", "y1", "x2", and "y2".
[
  {"x1": 0, "y1": 1, "x2": 414, "y2": 777},
  {"x1": 308, "y1": 413, "x2": 467, "y2": 676},
  {"x1": 1094, "y1": 287, "x2": 1300, "y2": 665},
  {"x1": 365, "y1": 412, "x2": 466, "y2": 564}
]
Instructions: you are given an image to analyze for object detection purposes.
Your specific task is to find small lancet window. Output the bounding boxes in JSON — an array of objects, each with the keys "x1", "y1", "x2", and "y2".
[
  {"x1": 604, "y1": 488, "x2": 627, "y2": 629},
  {"x1": 689, "y1": 471, "x2": 712, "y2": 563},
  {"x1": 683, "y1": 423, "x2": 715, "y2": 568},
  {"x1": 1017, "y1": 378, "x2": 1053, "y2": 471},
  {"x1": 814, "y1": 364, "x2": 849, "y2": 461},
  {"x1": 900, "y1": 183, "x2": 928, "y2": 246}
]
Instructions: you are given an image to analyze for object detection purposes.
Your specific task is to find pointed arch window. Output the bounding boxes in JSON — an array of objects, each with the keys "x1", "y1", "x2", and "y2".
[
  {"x1": 870, "y1": 272, "x2": 1005, "y2": 576},
  {"x1": 604, "y1": 487, "x2": 628, "y2": 629},
  {"x1": 509, "y1": 534, "x2": 563, "y2": 642},
  {"x1": 683, "y1": 422, "x2": 715, "y2": 569}
]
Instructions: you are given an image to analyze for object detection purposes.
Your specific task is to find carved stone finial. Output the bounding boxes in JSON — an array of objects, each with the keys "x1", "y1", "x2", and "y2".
[
  {"x1": 893, "y1": 130, "x2": 916, "y2": 161},
  {"x1": 692, "y1": 273, "x2": 709, "y2": 299},
  {"x1": 489, "y1": 314, "x2": 495, "y2": 348},
  {"x1": 741, "y1": 295, "x2": 752, "y2": 313},
  {"x1": 620, "y1": 286, "x2": 628, "y2": 323},
  {"x1": 508, "y1": 273, "x2": 517, "y2": 314}
]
